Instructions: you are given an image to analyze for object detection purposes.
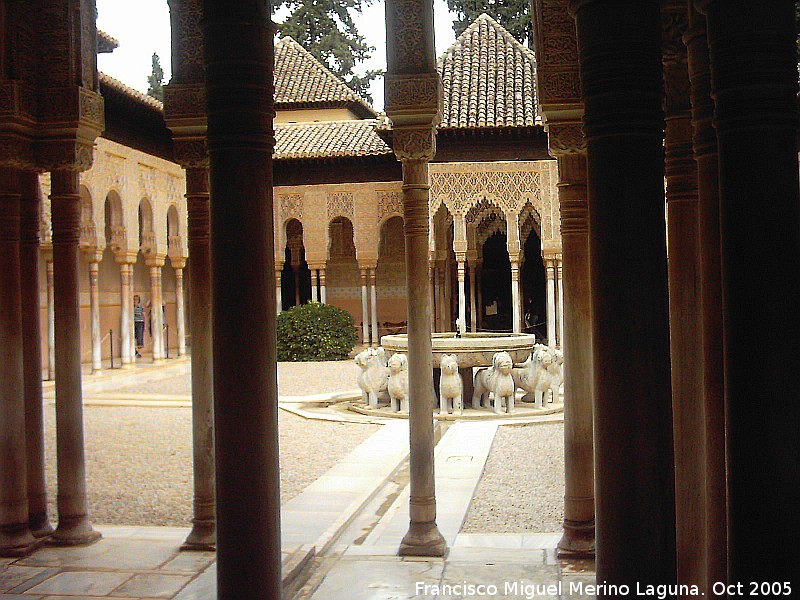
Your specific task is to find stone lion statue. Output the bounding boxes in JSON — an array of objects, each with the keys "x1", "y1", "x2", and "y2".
[
  {"x1": 355, "y1": 347, "x2": 389, "y2": 408},
  {"x1": 439, "y1": 354, "x2": 463, "y2": 415},
  {"x1": 387, "y1": 352, "x2": 409, "y2": 412},
  {"x1": 473, "y1": 351, "x2": 516, "y2": 414},
  {"x1": 512, "y1": 344, "x2": 554, "y2": 409}
]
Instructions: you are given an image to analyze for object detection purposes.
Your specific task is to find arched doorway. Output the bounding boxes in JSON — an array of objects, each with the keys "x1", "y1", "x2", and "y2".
[{"x1": 281, "y1": 218, "x2": 311, "y2": 310}]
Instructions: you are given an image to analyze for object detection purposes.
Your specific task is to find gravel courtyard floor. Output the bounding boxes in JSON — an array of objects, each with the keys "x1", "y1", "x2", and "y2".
[{"x1": 42, "y1": 359, "x2": 565, "y2": 533}]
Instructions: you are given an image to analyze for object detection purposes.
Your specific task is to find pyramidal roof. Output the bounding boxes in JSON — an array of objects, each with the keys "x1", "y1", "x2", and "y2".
[
  {"x1": 437, "y1": 13, "x2": 539, "y2": 129},
  {"x1": 274, "y1": 36, "x2": 376, "y2": 119}
]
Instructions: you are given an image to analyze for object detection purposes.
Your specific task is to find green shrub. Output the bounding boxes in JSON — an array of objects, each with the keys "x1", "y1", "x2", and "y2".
[{"x1": 277, "y1": 302, "x2": 359, "y2": 361}]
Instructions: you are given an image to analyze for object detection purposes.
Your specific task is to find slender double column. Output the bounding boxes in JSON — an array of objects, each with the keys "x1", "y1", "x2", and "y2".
[
  {"x1": 318, "y1": 268, "x2": 327, "y2": 303},
  {"x1": 174, "y1": 263, "x2": 186, "y2": 357},
  {"x1": 456, "y1": 260, "x2": 466, "y2": 334},
  {"x1": 181, "y1": 167, "x2": 216, "y2": 551},
  {"x1": 275, "y1": 264, "x2": 283, "y2": 315},
  {"x1": 203, "y1": 0, "x2": 281, "y2": 593},
  {"x1": 20, "y1": 173, "x2": 52, "y2": 538},
  {"x1": 369, "y1": 268, "x2": 378, "y2": 345},
  {"x1": 117, "y1": 257, "x2": 135, "y2": 366},
  {"x1": 88, "y1": 252, "x2": 103, "y2": 373},
  {"x1": 468, "y1": 261, "x2": 477, "y2": 332},
  {"x1": 359, "y1": 267, "x2": 370, "y2": 344},
  {"x1": 148, "y1": 259, "x2": 165, "y2": 361},
  {"x1": 569, "y1": 0, "x2": 676, "y2": 589},
  {"x1": 684, "y1": 4, "x2": 726, "y2": 589},
  {"x1": 49, "y1": 170, "x2": 100, "y2": 546},
  {"x1": 552, "y1": 151, "x2": 595, "y2": 557},
  {"x1": 555, "y1": 261, "x2": 563, "y2": 347},
  {"x1": 698, "y1": 0, "x2": 800, "y2": 583},
  {"x1": 545, "y1": 257, "x2": 557, "y2": 345},
  {"x1": 510, "y1": 260, "x2": 521, "y2": 333},
  {"x1": 662, "y1": 2, "x2": 707, "y2": 591},
  {"x1": 0, "y1": 168, "x2": 41, "y2": 557},
  {"x1": 46, "y1": 256, "x2": 56, "y2": 379}
]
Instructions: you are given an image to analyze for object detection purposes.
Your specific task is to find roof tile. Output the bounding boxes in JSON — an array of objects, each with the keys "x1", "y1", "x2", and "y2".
[{"x1": 274, "y1": 120, "x2": 392, "y2": 160}]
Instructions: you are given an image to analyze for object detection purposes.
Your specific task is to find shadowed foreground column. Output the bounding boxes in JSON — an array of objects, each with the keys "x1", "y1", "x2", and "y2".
[
  {"x1": 181, "y1": 167, "x2": 216, "y2": 551},
  {"x1": 0, "y1": 168, "x2": 41, "y2": 557},
  {"x1": 684, "y1": 4, "x2": 726, "y2": 589},
  {"x1": 50, "y1": 170, "x2": 101, "y2": 546},
  {"x1": 551, "y1": 148, "x2": 594, "y2": 557},
  {"x1": 699, "y1": 0, "x2": 800, "y2": 584},
  {"x1": 203, "y1": 0, "x2": 281, "y2": 596},
  {"x1": 20, "y1": 172, "x2": 53, "y2": 538},
  {"x1": 569, "y1": 0, "x2": 676, "y2": 590}
]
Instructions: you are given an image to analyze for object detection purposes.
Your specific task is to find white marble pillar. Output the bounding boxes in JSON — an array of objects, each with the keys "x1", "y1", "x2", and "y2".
[
  {"x1": 510, "y1": 260, "x2": 521, "y2": 333},
  {"x1": 174, "y1": 263, "x2": 186, "y2": 357},
  {"x1": 117, "y1": 259, "x2": 134, "y2": 367},
  {"x1": 457, "y1": 261, "x2": 467, "y2": 334},
  {"x1": 428, "y1": 262, "x2": 436, "y2": 330},
  {"x1": 370, "y1": 268, "x2": 379, "y2": 346},
  {"x1": 468, "y1": 262, "x2": 477, "y2": 332},
  {"x1": 311, "y1": 269, "x2": 319, "y2": 303},
  {"x1": 148, "y1": 260, "x2": 165, "y2": 362},
  {"x1": 556, "y1": 259, "x2": 564, "y2": 347},
  {"x1": 545, "y1": 258, "x2": 557, "y2": 346},
  {"x1": 88, "y1": 253, "x2": 102, "y2": 374},
  {"x1": 319, "y1": 268, "x2": 327, "y2": 303},
  {"x1": 46, "y1": 257, "x2": 56, "y2": 380},
  {"x1": 275, "y1": 264, "x2": 283, "y2": 315},
  {"x1": 360, "y1": 268, "x2": 370, "y2": 345}
]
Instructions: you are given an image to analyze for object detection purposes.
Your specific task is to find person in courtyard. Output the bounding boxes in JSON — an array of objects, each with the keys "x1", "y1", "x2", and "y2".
[{"x1": 133, "y1": 295, "x2": 145, "y2": 357}]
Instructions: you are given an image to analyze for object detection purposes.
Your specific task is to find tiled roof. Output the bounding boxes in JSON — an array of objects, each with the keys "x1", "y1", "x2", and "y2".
[
  {"x1": 274, "y1": 120, "x2": 392, "y2": 160},
  {"x1": 99, "y1": 72, "x2": 163, "y2": 111},
  {"x1": 274, "y1": 37, "x2": 376, "y2": 118},
  {"x1": 97, "y1": 30, "x2": 119, "y2": 53},
  {"x1": 437, "y1": 13, "x2": 539, "y2": 129}
]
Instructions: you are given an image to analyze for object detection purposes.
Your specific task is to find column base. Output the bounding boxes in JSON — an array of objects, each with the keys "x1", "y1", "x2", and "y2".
[
  {"x1": 0, "y1": 524, "x2": 46, "y2": 557},
  {"x1": 50, "y1": 517, "x2": 102, "y2": 546},
  {"x1": 121, "y1": 362, "x2": 134, "y2": 369},
  {"x1": 181, "y1": 520, "x2": 216, "y2": 551},
  {"x1": 398, "y1": 521, "x2": 448, "y2": 557},
  {"x1": 557, "y1": 520, "x2": 595, "y2": 558},
  {"x1": 29, "y1": 512, "x2": 55, "y2": 538}
]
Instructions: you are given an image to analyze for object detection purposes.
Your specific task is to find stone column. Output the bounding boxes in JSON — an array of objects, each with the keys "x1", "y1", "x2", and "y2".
[
  {"x1": 174, "y1": 262, "x2": 187, "y2": 357},
  {"x1": 510, "y1": 260, "x2": 521, "y2": 333},
  {"x1": 698, "y1": 0, "x2": 800, "y2": 584},
  {"x1": 360, "y1": 267, "x2": 370, "y2": 344},
  {"x1": 204, "y1": 0, "x2": 282, "y2": 591},
  {"x1": 88, "y1": 252, "x2": 103, "y2": 373},
  {"x1": 20, "y1": 172, "x2": 52, "y2": 538},
  {"x1": 476, "y1": 262, "x2": 483, "y2": 330},
  {"x1": 181, "y1": 167, "x2": 216, "y2": 551},
  {"x1": 468, "y1": 261, "x2": 477, "y2": 333},
  {"x1": 319, "y1": 268, "x2": 327, "y2": 303},
  {"x1": 291, "y1": 250, "x2": 301, "y2": 307},
  {"x1": 369, "y1": 268, "x2": 379, "y2": 346},
  {"x1": 662, "y1": 3, "x2": 707, "y2": 592},
  {"x1": 148, "y1": 259, "x2": 165, "y2": 362},
  {"x1": 551, "y1": 144, "x2": 595, "y2": 557},
  {"x1": 0, "y1": 168, "x2": 40, "y2": 557},
  {"x1": 684, "y1": 4, "x2": 726, "y2": 589},
  {"x1": 456, "y1": 260, "x2": 466, "y2": 334},
  {"x1": 556, "y1": 260, "x2": 564, "y2": 347},
  {"x1": 428, "y1": 261, "x2": 436, "y2": 330},
  {"x1": 545, "y1": 257, "x2": 556, "y2": 345},
  {"x1": 46, "y1": 256, "x2": 56, "y2": 379},
  {"x1": 117, "y1": 258, "x2": 134, "y2": 366},
  {"x1": 386, "y1": 0, "x2": 446, "y2": 555},
  {"x1": 275, "y1": 264, "x2": 283, "y2": 315},
  {"x1": 310, "y1": 268, "x2": 319, "y2": 302},
  {"x1": 569, "y1": 0, "x2": 676, "y2": 588},
  {"x1": 49, "y1": 170, "x2": 101, "y2": 546}
]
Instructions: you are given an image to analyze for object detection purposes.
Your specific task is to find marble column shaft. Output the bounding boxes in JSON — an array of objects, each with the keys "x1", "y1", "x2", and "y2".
[
  {"x1": 275, "y1": 265, "x2": 283, "y2": 315},
  {"x1": 699, "y1": 0, "x2": 800, "y2": 582},
  {"x1": 468, "y1": 263, "x2": 477, "y2": 333},
  {"x1": 0, "y1": 168, "x2": 39, "y2": 556},
  {"x1": 556, "y1": 261, "x2": 564, "y2": 347},
  {"x1": 684, "y1": 5, "x2": 726, "y2": 588},
  {"x1": 370, "y1": 268, "x2": 378, "y2": 345},
  {"x1": 311, "y1": 269, "x2": 319, "y2": 302},
  {"x1": 554, "y1": 153, "x2": 595, "y2": 557},
  {"x1": 203, "y1": 0, "x2": 281, "y2": 593},
  {"x1": 360, "y1": 268, "x2": 370, "y2": 344},
  {"x1": 20, "y1": 173, "x2": 52, "y2": 538},
  {"x1": 511, "y1": 260, "x2": 521, "y2": 334},
  {"x1": 570, "y1": 0, "x2": 676, "y2": 589},
  {"x1": 89, "y1": 259, "x2": 102, "y2": 373},
  {"x1": 545, "y1": 259, "x2": 556, "y2": 345},
  {"x1": 175, "y1": 267, "x2": 186, "y2": 357},
  {"x1": 46, "y1": 260, "x2": 55, "y2": 379},
  {"x1": 182, "y1": 167, "x2": 216, "y2": 551},
  {"x1": 118, "y1": 261, "x2": 134, "y2": 366},
  {"x1": 319, "y1": 268, "x2": 327, "y2": 303},
  {"x1": 456, "y1": 260, "x2": 466, "y2": 334},
  {"x1": 663, "y1": 3, "x2": 707, "y2": 591},
  {"x1": 149, "y1": 263, "x2": 165, "y2": 361},
  {"x1": 50, "y1": 170, "x2": 100, "y2": 545}
]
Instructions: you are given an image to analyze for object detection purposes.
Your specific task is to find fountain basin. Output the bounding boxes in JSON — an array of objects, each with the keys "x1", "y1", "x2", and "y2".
[{"x1": 380, "y1": 332, "x2": 536, "y2": 367}]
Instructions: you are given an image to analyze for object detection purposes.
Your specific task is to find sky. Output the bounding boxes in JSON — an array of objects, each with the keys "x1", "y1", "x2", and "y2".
[{"x1": 96, "y1": 0, "x2": 458, "y2": 111}]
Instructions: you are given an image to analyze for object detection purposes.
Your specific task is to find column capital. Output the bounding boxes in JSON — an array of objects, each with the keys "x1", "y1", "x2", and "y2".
[
  {"x1": 547, "y1": 122, "x2": 587, "y2": 157},
  {"x1": 392, "y1": 126, "x2": 437, "y2": 162},
  {"x1": 171, "y1": 258, "x2": 187, "y2": 270},
  {"x1": 83, "y1": 248, "x2": 104, "y2": 264},
  {"x1": 146, "y1": 256, "x2": 166, "y2": 268},
  {"x1": 114, "y1": 251, "x2": 138, "y2": 265}
]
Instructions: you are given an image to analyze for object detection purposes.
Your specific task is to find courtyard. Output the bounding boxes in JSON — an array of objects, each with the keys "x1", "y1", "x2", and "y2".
[{"x1": 1, "y1": 356, "x2": 592, "y2": 599}]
